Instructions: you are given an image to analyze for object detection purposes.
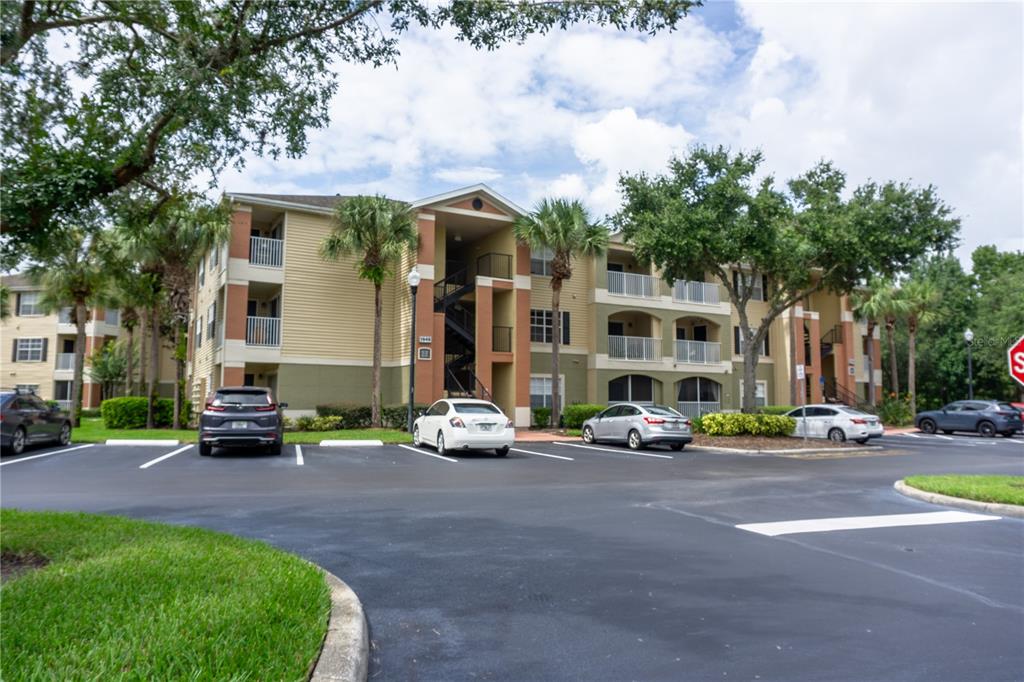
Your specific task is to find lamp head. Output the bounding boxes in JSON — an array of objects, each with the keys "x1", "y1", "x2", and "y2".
[
  {"x1": 964, "y1": 328, "x2": 974, "y2": 343},
  {"x1": 407, "y1": 268, "x2": 421, "y2": 288}
]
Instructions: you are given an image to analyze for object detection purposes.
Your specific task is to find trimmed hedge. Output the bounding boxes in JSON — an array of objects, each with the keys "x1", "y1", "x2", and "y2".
[
  {"x1": 759, "y1": 405, "x2": 797, "y2": 416},
  {"x1": 100, "y1": 397, "x2": 192, "y2": 429},
  {"x1": 311, "y1": 404, "x2": 428, "y2": 431},
  {"x1": 562, "y1": 404, "x2": 605, "y2": 429},
  {"x1": 700, "y1": 413, "x2": 795, "y2": 437},
  {"x1": 532, "y1": 407, "x2": 552, "y2": 428}
]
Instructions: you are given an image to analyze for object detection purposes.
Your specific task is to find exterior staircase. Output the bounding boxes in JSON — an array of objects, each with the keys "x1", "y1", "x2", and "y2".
[{"x1": 433, "y1": 267, "x2": 492, "y2": 401}]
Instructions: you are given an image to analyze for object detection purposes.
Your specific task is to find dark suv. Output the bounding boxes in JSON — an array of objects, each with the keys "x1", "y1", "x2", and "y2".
[
  {"x1": 1, "y1": 390, "x2": 73, "y2": 455},
  {"x1": 915, "y1": 400, "x2": 1022, "y2": 437},
  {"x1": 198, "y1": 387, "x2": 287, "y2": 456}
]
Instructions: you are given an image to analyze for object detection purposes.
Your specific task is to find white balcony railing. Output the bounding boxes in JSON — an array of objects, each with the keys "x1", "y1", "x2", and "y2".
[
  {"x1": 55, "y1": 400, "x2": 72, "y2": 412},
  {"x1": 250, "y1": 236, "x2": 283, "y2": 268},
  {"x1": 672, "y1": 280, "x2": 720, "y2": 305},
  {"x1": 676, "y1": 401, "x2": 721, "y2": 419},
  {"x1": 246, "y1": 316, "x2": 281, "y2": 347},
  {"x1": 608, "y1": 335, "x2": 660, "y2": 361},
  {"x1": 607, "y1": 270, "x2": 657, "y2": 298},
  {"x1": 56, "y1": 353, "x2": 75, "y2": 371},
  {"x1": 675, "y1": 340, "x2": 721, "y2": 365}
]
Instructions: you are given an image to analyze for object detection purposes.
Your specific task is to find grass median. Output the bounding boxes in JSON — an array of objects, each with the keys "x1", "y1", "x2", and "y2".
[
  {"x1": 1, "y1": 509, "x2": 330, "y2": 680},
  {"x1": 72, "y1": 417, "x2": 412, "y2": 444},
  {"x1": 903, "y1": 475, "x2": 1024, "y2": 506}
]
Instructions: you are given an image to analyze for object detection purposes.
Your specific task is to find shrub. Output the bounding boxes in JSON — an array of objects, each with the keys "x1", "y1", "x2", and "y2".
[
  {"x1": 281, "y1": 416, "x2": 297, "y2": 432},
  {"x1": 759, "y1": 405, "x2": 797, "y2": 416},
  {"x1": 700, "y1": 413, "x2": 795, "y2": 437},
  {"x1": 311, "y1": 416, "x2": 343, "y2": 431},
  {"x1": 878, "y1": 393, "x2": 913, "y2": 426},
  {"x1": 562, "y1": 403, "x2": 605, "y2": 429},
  {"x1": 690, "y1": 415, "x2": 704, "y2": 434},
  {"x1": 381, "y1": 404, "x2": 429, "y2": 431},
  {"x1": 294, "y1": 416, "x2": 316, "y2": 432},
  {"x1": 100, "y1": 397, "x2": 192, "y2": 429},
  {"x1": 532, "y1": 407, "x2": 552, "y2": 428},
  {"x1": 80, "y1": 408, "x2": 101, "y2": 419},
  {"x1": 315, "y1": 404, "x2": 372, "y2": 428}
]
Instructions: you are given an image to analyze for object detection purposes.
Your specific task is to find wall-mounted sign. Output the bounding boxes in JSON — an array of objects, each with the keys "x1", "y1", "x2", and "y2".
[
  {"x1": 418, "y1": 335, "x2": 432, "y2": 344},
  {"x1": 418, "y1": 347, "x2": 432, "y2": 360},
  {"x1": 796, "y1": 365, "x2": 805, "y2": 381}
]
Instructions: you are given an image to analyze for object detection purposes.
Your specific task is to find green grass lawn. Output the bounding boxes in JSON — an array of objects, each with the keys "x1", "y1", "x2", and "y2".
[
  {"x1": 904, "y1": 475, "x2": 1024, "y2": 506},
  {"x1": 0, "y1": 509, "x2": 329, "y2": 681},
  {"x1": 72, "y1": 417, "x2": 411, "y2": 444}
]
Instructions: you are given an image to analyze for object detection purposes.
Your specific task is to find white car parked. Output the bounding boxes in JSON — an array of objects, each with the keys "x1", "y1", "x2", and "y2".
[
  {"x1": 412, "y1": 398, "x2": 515, "y2": 457},
  {"x1": 785, "y1": 404, "x2": 884, "y2": 444}
]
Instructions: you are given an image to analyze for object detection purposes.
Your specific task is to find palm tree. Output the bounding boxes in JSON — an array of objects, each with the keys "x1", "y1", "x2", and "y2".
[
  {"x1": 320, "y1": 195, "x2": 418, "y2": 428},
  {"x1": 902, "y1": 278, "x2": 940, "y2": 415},
  {"x1": 28, "y1": 228, "x2": 111, "y2": 426},
  {"x1": 872, "y1": 280, "x2": 908, "y2": 396},
  {"x1": 851, "y1": 278, "x2": 890, "y2": 406},
  {"x1": 107, "y1": 260, "x2": 154, "y2": 396},
  {"x1": 514, "y1": 199, "x2": 608, "y2": 427}
]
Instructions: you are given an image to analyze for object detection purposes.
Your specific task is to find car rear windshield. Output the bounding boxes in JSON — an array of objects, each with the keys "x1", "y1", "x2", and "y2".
[
  {"x1": 453, "y1": 403, "x2": 501, "y2": 414},
  {"x1": 838, "y1": 407, "x2": 870, "y2": 416},
  {"x1": 645, "y1": 405, "x2": 683, "y2": 417},
  {"x1": 213, "y1": 392, "x2": 270, "y2": 406},
  {"x1": 998, "y1": 403, "x2": 1019, "y2": 412}
]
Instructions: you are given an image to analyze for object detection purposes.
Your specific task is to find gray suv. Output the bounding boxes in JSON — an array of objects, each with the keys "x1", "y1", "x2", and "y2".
[
  {"x1": 915, "y1": 400, "x2": 1022, "y2": 437},
  {"x1": 1, "y1": 390, "x2": 72, "y2": 455},
  {"x1": 582, "y1": 403, "x2": 693, "y2": 450},
  {"x1": 198, "y1": 387, "x2": 287, "y2": 456}
]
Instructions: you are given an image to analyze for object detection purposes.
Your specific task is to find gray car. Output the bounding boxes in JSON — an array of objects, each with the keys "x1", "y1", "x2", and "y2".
[
  {"x1": 915, "y1": 400, "x2": 1022, "y2": 437},
  {"x1": 198, "y1": 386, "x2": 287, "y2": 456},
  {"x1": 582, "y1": 403, "x2": 692, "y2": 450},
  {"x1": 0, "y1": 390, "x2": 72, "y2": 456}
]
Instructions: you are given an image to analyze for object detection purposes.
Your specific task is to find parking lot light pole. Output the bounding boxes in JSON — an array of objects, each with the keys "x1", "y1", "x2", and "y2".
[
  {"x1": 964, "y1": 328, "x2": 974, "y2": 400},
  {"x1": 407, "y1": 268, "x2": 422, "y2": 434}
]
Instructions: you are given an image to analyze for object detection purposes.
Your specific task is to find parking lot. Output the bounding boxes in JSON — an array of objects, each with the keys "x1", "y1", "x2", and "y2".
[{"x1": 2, "y1": 433, "x2": 1023, "y2": 681}]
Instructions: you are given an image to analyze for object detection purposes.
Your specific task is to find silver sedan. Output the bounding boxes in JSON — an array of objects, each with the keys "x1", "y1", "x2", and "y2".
[{"x1": 582, "y1": 403, "x2": 693, "y2": 450}]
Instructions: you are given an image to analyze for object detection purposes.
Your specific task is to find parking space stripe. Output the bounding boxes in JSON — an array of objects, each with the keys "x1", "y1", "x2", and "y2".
[
  {"x1": 556, "y1": 442, "x2": 674, "y2": 459},
  {"x1": 295, "y1": 444, "x2": 304, "y2": 466},
  {"x1": 900, "y1": 432, "x2": 922, "y2": 438},
  {"x1": 510, "y1": 447, "x2": 574, "y2": 461},
  {"x1": 396, "y1": 444, "x2": 458, "y2": 463},
  {"x1": 139, "y1": 445, "x2": 193, "y2": 469},
  {"x1": 932, "y1": 434, "x2": 955, "y2": 441},
  {"x1": 736, "y1": 510, "x2": 1000, "y2": 537},
  {"x1": 0, "y1": 444, "x2": 94, "y2": 467}
]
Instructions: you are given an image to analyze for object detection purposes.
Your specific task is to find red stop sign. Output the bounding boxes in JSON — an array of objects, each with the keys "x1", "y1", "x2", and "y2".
[{"x1": 1010, "y1": 334, "x2": 1024, "y2": 388}]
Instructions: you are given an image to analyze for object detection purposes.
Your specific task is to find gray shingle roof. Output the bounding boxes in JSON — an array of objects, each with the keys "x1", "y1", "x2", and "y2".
[{"x1": 1, "y1": 272, "x2": 35, "y2": 290}]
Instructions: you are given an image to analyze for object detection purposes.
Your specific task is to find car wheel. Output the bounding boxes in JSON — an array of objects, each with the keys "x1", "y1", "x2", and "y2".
[
  {"x1": 669, "y1": 443, "x2": 684, "y2": 451},
  {"x1": 10, "y1": 427, "x2": 26, "y2": 455},
  {"x1": 942, "y1": 430, "x2": 954, "y2": 435},
  {"x1": 199, "y1": 442, "x2": 213, "y2": 457},
  {"x1": 855, "y1": 438, "x2": 869, "y2": 445},
  {"x1": 828, "y1": 428, "x2": 846, "y2": 443},
  {"x1": 582, "y1": 426, "x2": 595, "y2": 444},
  {"x1": 269, "y1": 443, "x2": 282, "y2": 456},
  {"x1": 412, "y1": 425, "x2": 421, "y2": 447},
  {"x1": 977, "y1": 421, "x2": 996, "y2": 437},
  {"x1": 58, "y1": 422, "x2": 71, "y2": 446},
  {"x1": 495, "y1": 446, "x2": 509, "y2": 457},
  {"x1": 436, "y1": 432, "x2": 446, "y2": 456},
  {"x1": 627, "y1": 429, "x2": 644, "y2": 450},
  {"x1": 919, "y1": 418, "x2": 937, "y2": 434}
]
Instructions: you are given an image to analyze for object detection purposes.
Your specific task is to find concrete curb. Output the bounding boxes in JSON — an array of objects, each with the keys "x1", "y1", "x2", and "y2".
[
  {"x1": 894, "y1": 480, "x2": 1024, "y2": 518},
  {"x1": 105, "y1": 439, "x2": 180, "y2": 446},
  {"x1": 319, "y1": 440, "x2": 383, "y2": 447},
  {"x1": 689, "y1": 444, "x2": 884, "y2": 456},
  {"x1": 310, "y1": 569, "x2": 369, "y2": 682}
]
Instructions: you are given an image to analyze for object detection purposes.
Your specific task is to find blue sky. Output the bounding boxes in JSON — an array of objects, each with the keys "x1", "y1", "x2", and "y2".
[{"x1": 220, "y1": 1, "x2": 1023, "y2": 266}]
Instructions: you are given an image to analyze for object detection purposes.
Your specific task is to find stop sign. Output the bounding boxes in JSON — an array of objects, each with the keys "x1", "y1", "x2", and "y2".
[{"x1": 1010, "y1": 334, "x2": 1024, "y2": 388}]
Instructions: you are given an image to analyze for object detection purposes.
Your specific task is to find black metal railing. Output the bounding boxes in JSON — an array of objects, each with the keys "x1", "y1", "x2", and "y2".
[
  {"x1": 492, "y1": 326, "x2": 512, "y2": 352},
  {"x1": 476, "y1": 252, "x2": 513, "y2": 280}
]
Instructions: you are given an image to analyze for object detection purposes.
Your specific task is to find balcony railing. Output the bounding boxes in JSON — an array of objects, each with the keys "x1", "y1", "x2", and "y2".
[
  {"x1": 607, "y1": 270, "x2": 657, "y2": 298},
  {"x1": 675, "y1": 340, "x2": 721, "y2": 365},
  {"x1": 676, "y1": 401, "x2": 721, "y2": 419},
  {"x1": 246, "y1": 316, "x2": 281, "y2": 347},
  {"x1": 608, "y1": 335, "x2": 660, "y2": 361},
  {"x1": 249, "y1": 236, "x2": 283, "y2": 268},
  {"x1": 493, "y1": 326, "x2": 512, "y2": 352},
  {"x1": 56, "y1": 353, "x2": 75, "y2": 371},
  {"x1": 672, "y1": 280, "x2": 720, "y2": 305},
  {"x1": 55, "y1": 400, "x2": 72, "y2": 412},
  {"x1": 476, "y1": 252, "x2": 513, "y2": 280}
]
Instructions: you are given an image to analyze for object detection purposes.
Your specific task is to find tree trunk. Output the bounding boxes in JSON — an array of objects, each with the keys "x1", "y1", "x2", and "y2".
[
  {"x1": 124, "y1": 327, "x2": 134, "y2": 397},
  {"x1": 886, "y1": 318, "x2": 899, "y2": 395},
  {"x1": 172, "y1": 322, "x2": 183, "y2": 429},
  {"x1": 551, "y1": 281, "x2": 562, "y2": 428},
  {"x1": 139, "y1": 311, "x2": 148, "y2": 398},
  {"x1": 146, "y1": 305, "x2": 160, "y2": 429},
  {"x1": 789, "y1": 315, "x2": 798, "y2": 406},
  {"x1": 71, "y1": 301, "x2": 87, "y2": 427},
  {"x1": 371, "y1": 282, "x2": 382, "y2": 428},
  {"x1": 907, "y1": 321, "x2": 917, "y2": 416},
  {"x1": 741, "y1": 341, "x2": 760, "y2": 414},
  {"x1": 866, "y1": 321, "x2": 876, "y2": 406}
]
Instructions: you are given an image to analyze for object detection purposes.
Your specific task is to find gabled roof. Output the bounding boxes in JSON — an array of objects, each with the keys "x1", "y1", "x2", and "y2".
[
  {"x1": 410, "y1": 184, "x2": 527, "y2": 217},
  {"x1": 1, "y1": 272, "x2": 36, "y2": 291}
]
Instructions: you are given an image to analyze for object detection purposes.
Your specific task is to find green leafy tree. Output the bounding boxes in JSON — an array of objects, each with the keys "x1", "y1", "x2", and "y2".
[
  {"x1": 850, "y1": 277, "x2": 894, "y2": 406},
  {"x1": 901, "y1": 277, "x2": 940, "y2": 415},
  {"x1": 971, "y1": 246, "x2": 1024, "y2": 400},
  {"x1": 514, "y1": 198, "x2": 608, "y2": 426},
  {"x1": 0, "y1": 1, "x2": 696, "y2": 262},
  {"x1": 0, "y1": 283, "x2": 9, "y2": 320},
  {"x1": 616, "y1": 146, "x2": 960, "y2": 412},
  {"x1": 320, "y1": 195, "x2": 418, "y2": 428},
  {"x1": 87, "y1": 340, "x2": 130, "y2": 401}
]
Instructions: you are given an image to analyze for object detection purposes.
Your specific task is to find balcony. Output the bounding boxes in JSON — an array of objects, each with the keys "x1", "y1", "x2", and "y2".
[
  {"x1": 608, "y1": 335, "x2": 660, "y2": 362},
  {"x1": 56, "y1": 353, "x2": 75, "y2": 371},
  {"x1": 672, "y1": 280, "x2": 719, "y2": 305},
  {"x1": 676, "y1": 401, "x2": 721, "y2": 419},
  {"x1": 249, "y1": 236, "x2": 283, "y2": 268},
  {"x1": 246, "y1": 316, "x2": 281, "y2": 347},
  {"x1": 55, "y1": 400, "x2": 72, "y2": 412},
  {"x1": 675, "y1": 340, "x2": 721, "y2": 365},
  {"x1": 607, "y1": 271, "x2": 657, "y2": 298},
  {"x1": 476, "y1": 252, "x2": 513, "y2": 280},
  {"x1": 104, "y1": 308, "x2": 120, "y2": 326},
  {"x1": 492, "y1": 326, "x2": 512, "y2": 352}
]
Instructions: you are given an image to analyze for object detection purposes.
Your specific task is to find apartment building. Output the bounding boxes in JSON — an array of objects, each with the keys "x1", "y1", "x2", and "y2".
[
  {"x1": 189, "y1": 184, "x2": 883, "y2": 425},
  {"x1": 1, "y1": 273, "x2": 176, "y2": 407}
]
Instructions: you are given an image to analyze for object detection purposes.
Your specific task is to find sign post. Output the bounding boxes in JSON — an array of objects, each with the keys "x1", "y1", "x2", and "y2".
[
  {"x1": 1009, "y1": 334, "x2": 1024, "y2": 390},
  {"x1": 796, "y1": 365, "x2": 807, "y2": 443}
]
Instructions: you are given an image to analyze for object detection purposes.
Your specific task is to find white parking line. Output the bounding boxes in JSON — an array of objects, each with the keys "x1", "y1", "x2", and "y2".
[
  {"x1": 0, "y1": 444, "x2": 95, "y2": 467},
  {"x1": 295, "y1": 444, "x2": 304, "y2": 466},
  {"x1": 556, "y1": 442, "x2": 674, "y2": 459},
  {"x1": 139, "y1": 445, "x2": 193, "y2": 469},
  {"x1": 900, "y1": 432, "x2": 922, "y2": 438},
  {"x1": 396, "y1": 444, "x2": 458, "y2": 463},
  {"x1": 510, "y1": 447, "x2": 574, "y2": 461},
  {"x1": 736, "y1": 510, "x2": 1000, "y2": 537},
  {"x1": 932, "y1": 435, "x2": 955, "y2": 441}
]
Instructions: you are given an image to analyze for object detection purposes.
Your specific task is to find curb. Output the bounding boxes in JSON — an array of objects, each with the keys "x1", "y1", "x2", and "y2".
[
  {"x1": 689, "y1": 444, "x2": 884, "y2": 456},
  {"x1": 105, "y1": 439, "x2": 180, "y2": 446},
  {"x1": 319, "y1": 440, "x2": 383, "y2": 447},
  {"x1": 310, "y1": 569, "x2": 369, "y2": 682},
  {"x1": 894, "y1": 480, "x2": 1024, "y2": 518}
]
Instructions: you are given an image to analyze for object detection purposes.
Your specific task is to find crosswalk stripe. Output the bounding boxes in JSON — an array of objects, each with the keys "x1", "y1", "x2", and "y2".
[{"x1": 736, "y1": 510, "x2": 1000, "y2": 537}]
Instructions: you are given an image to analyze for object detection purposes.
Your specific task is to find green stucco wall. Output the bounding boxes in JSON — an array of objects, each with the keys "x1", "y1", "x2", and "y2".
[{"x1": 277, "y1": 363, "x2": 407, "y2": 410}]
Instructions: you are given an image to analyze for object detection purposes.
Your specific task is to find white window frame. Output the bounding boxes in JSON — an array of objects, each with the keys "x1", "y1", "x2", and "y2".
[
  {"x1": 529, "y1": 374, "x2": 565, "y2": 410},
  {"x1": 530, "y1": 246, "x2": 554, "y2": 276},
  {"x1": 195, "y1": 316, "x2": 203, "y2": 349},
  {"x1": 15, "y1": 338, "x2": 44, "y2": 362},
  {"x1": 207, "y1": 301, "x2": 217, "y2": 340},
  {"x1": 198, "y1": 258, "x2": 205, "y2": 287},
  {"x1": 18, "y1": 292, "x2": 42, "y2": 316},
  {"x1": 16, "y1": 383, "x2": 40, "y2": 394},
  {"x1": 530, "y1": 309, "x2": 570, "y2": 344},
  {"x1": 740, "y1": 380, "x2": 768, "y2": 408}
]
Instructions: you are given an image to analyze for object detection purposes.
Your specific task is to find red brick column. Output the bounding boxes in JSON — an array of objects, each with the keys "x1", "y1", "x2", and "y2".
[
  {"x1": 229, "y1": 207, "x2": 251, "y2": 260},
  {"x1": 222, "y1": 367, "x2": 244, "y2": 386},
  {"x1": 413, "y1": 212, "x2": 439, "y2": 404},
  {"x1": 225, "y1": 284, "x2": 248, "y2": 341},
  {"x1": 475, "y1": 282, "x2": 494, "y2": 394},
  {"x1": 808, "y1": 317, "x2": 823, "y2": 403}
]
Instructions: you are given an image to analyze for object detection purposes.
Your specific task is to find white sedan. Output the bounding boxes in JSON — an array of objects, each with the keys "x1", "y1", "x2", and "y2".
[
  {"x1": 786, "y1": 404, "x2": 885, "y2": 444},
  {"x1": 412, "y1": 398, "x2": 515, "y2": 457}
]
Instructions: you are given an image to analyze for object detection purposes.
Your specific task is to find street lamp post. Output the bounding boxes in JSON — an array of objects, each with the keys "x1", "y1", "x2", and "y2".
[
  {"x1": 407, "y1": 268, "x2": 421, "y2": 434},
  {"x1": 964, "y1": 328, "x2": 974, "y2": 400}
]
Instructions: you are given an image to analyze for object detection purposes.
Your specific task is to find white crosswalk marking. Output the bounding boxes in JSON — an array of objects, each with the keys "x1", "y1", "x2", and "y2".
[{"x1": 736, "y1": 511, "x2": 1000, "y2": 537}]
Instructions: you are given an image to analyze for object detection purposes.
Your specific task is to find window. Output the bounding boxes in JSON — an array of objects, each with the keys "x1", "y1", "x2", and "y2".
[
  {"x1": 427, "y1": 401, "x2": 449, "y2": 416},
  {"x1": 13, "y1": 338, "x2": 45, "y2": 362},
  {"x1": 733, "y1": 271, "x2": 766, "y2": 302},
  {"x1": 608, "y1": 375, "x2": 654, "y2": 403},
  {"x1": 105, "y1": 308, "x2": 120, "y2": 326},
  {"x1": 17, "y1": 292, "x2": 42, "y2": 316},
  {"x1": 530, "y1": 247, "x2": 554, "y2": 276},
  {"x1": 195, "y1": 316, "x2": 203, "y2": 349},
  {"x1": 207, "y1": 301, "x2": 217, "y2": 340},
  {"x1": 734, "y1": 328, "x2": 769, "y2": 356},
  {"x1": 16, "y1": 384, "x2": 39, "y2": 394},
  {"x1": 54, "y1": 381, "x2": 72, "y2": 401},
  {"x1": 529, "y1": 375, "x2": 565, "y2": 409},
  {"x1": 740, "y1": 380, "x2": 768, "y2": 408},
  {"x1": 198, "y1": 258, "x2": 205, "y2": 287},
  {"x1": 211, "y1": 245, "x2": 219, "y2": 268},
  {"x1": 530, "y1": 309, "x2": 570, "y2": 344}
]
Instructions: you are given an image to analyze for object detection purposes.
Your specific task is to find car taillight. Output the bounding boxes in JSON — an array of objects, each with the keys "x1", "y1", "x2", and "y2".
[
  {"x1": 255, "y1": 404, "x2": 276, "y2": 412},
  {"x1": 643, "y1": 416, "x2": 665, "y2": 424},
  {"x1": 449, "y1": 417, "x2": 466, "y2": 428},
  {"x1": 996, "y1": 411, "x2": 1017, "y2": 417},
  {"x1": 850, "y1": 418, "x2": 867, "y2": 424},
  {"x1": 683, "y1": 419, "x2": 691, "y2": 427},
  {"x1": 506, "y1": 419, "x2": 514, "y2": 428},
  {"x1": 207, "y1": 404, "x2": 225, "y2": 412}
]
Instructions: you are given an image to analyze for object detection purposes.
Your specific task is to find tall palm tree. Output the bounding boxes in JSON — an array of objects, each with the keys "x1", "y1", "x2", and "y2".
[
  {"x1": 872, "y1": 280, "x2": 908, "y2": 396},
  {"x1": 320, "y1": 195, "x2": 418, "y2": 428},
  {"x1": 851, "y1": 278, "x2": 890, "y2": 406},
  {"x1": 28, "y1": 228, "x2": 111, "y2": 426},
  {"x1": 514, "y1": 199, "x2": 608, "y2": 427},
  {"x1": 902, "y1": 278, "x2": 940, "y2": 415}
]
